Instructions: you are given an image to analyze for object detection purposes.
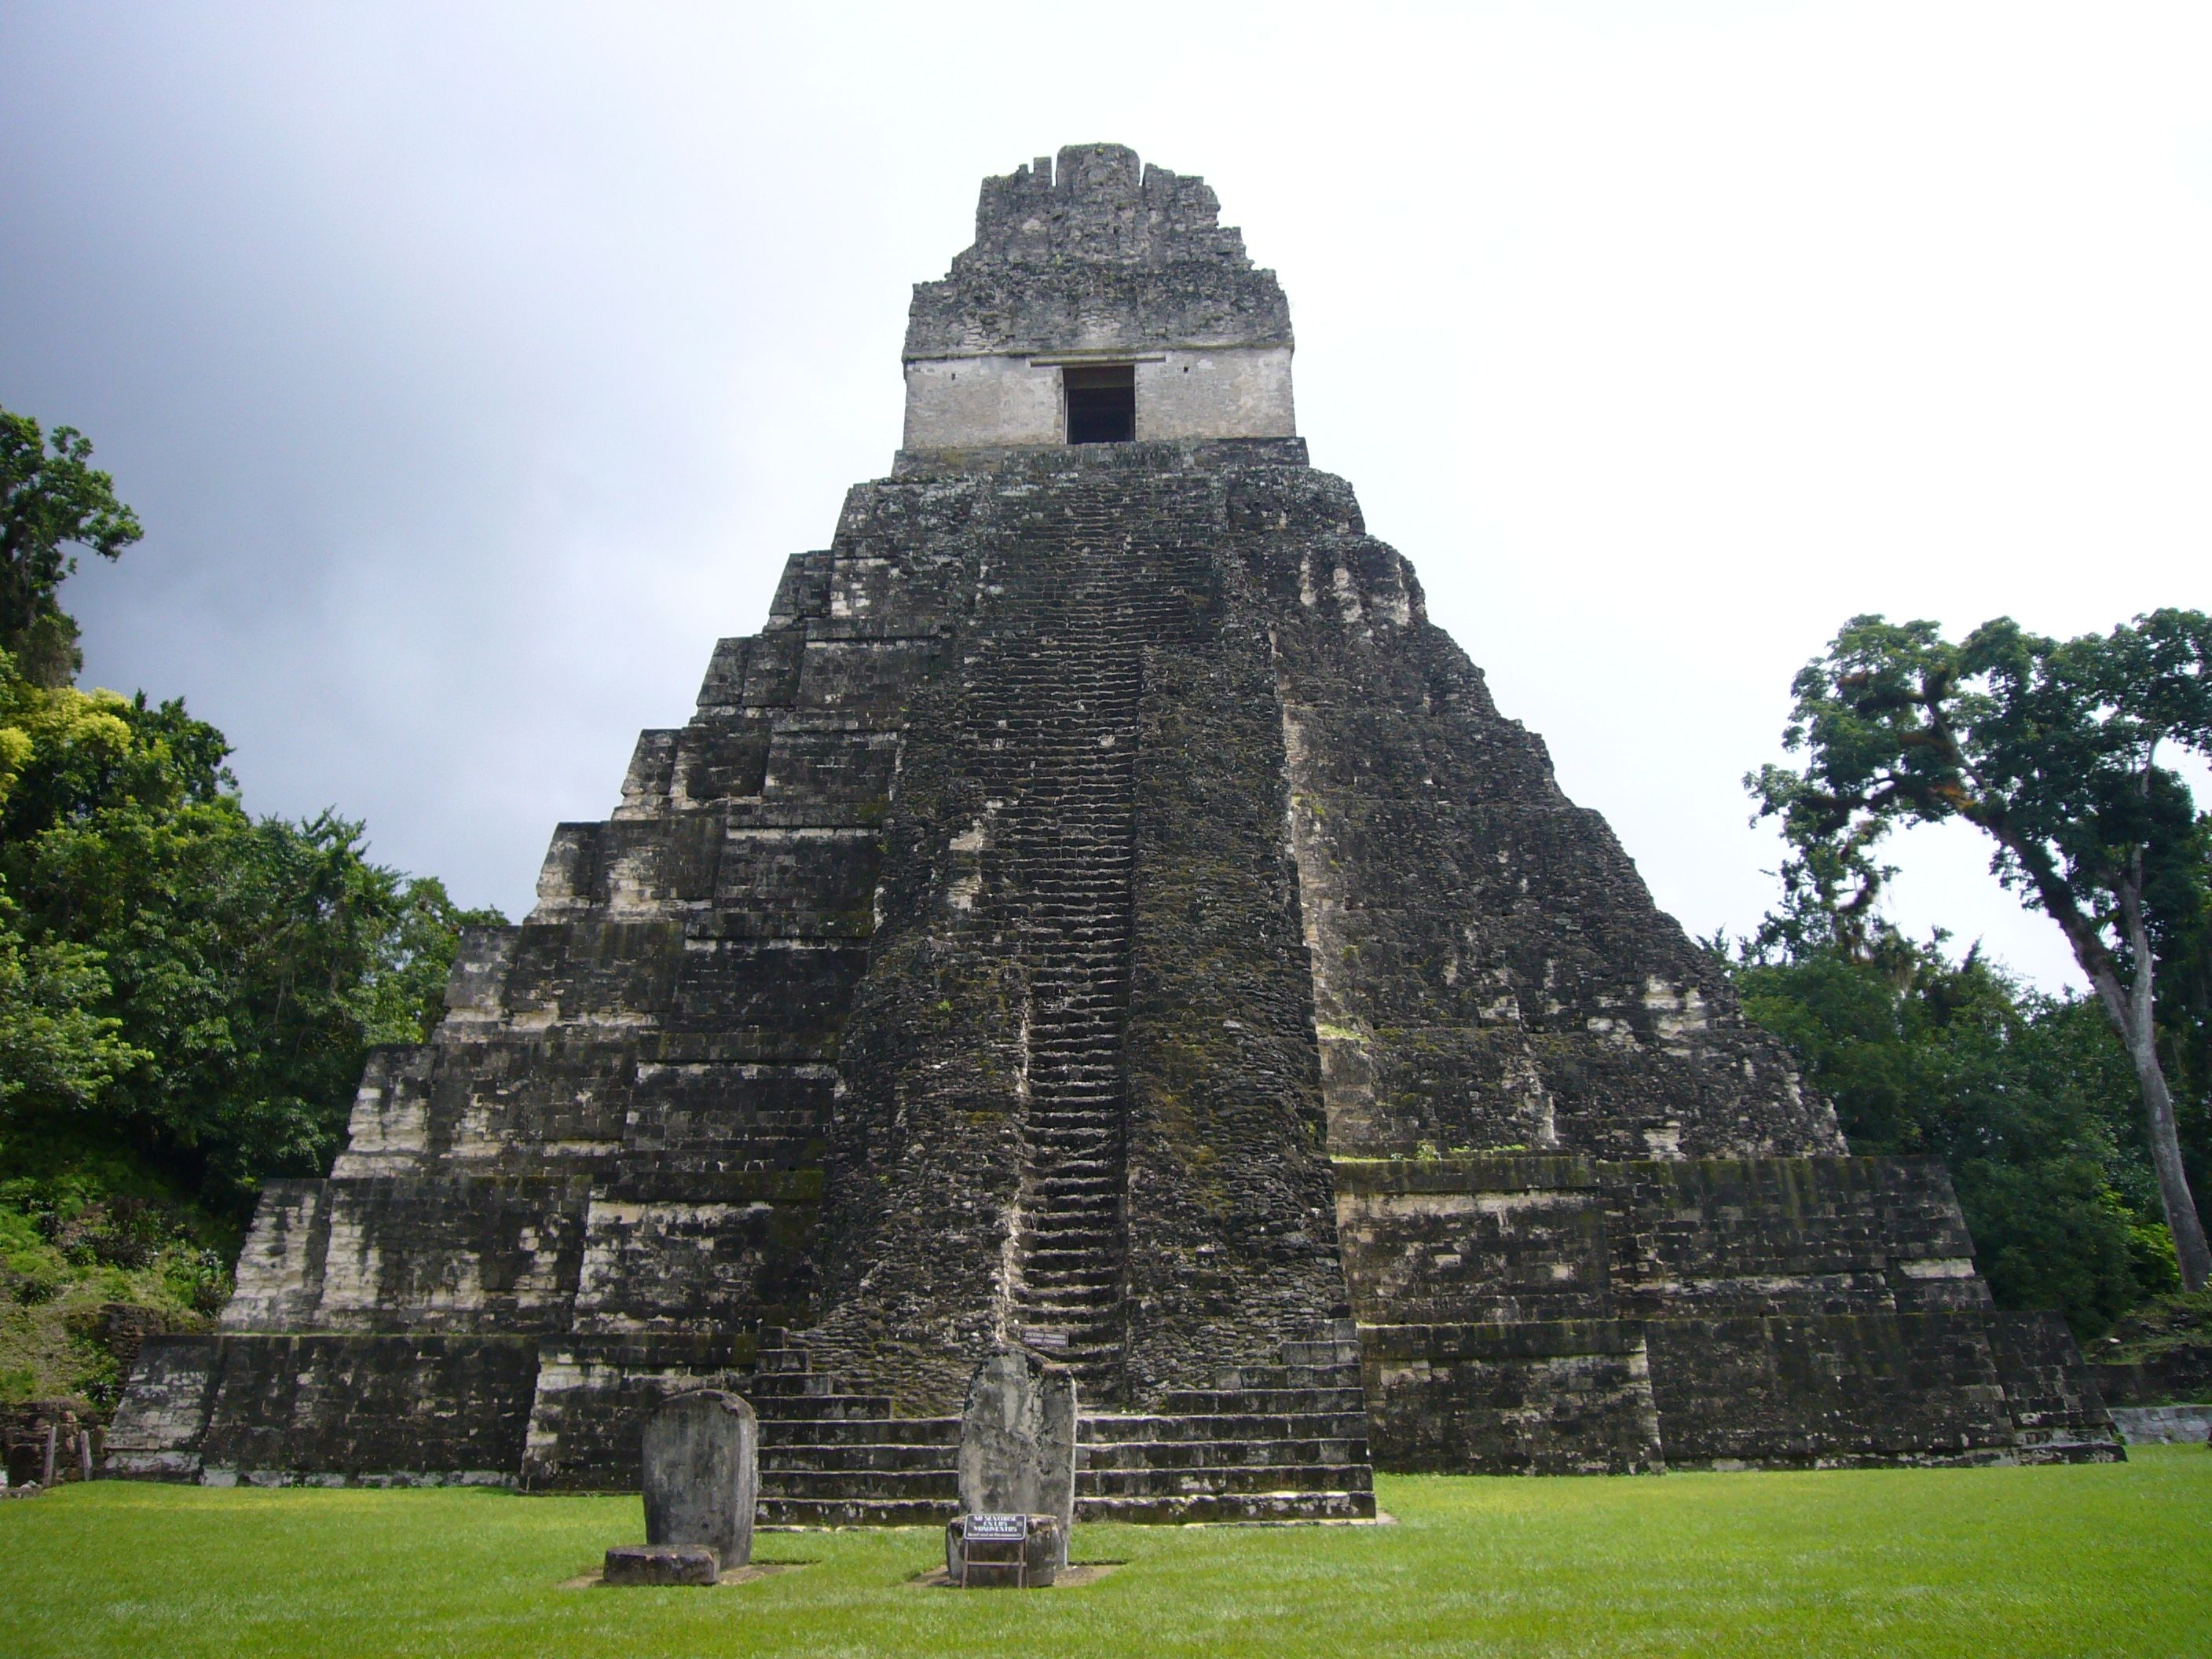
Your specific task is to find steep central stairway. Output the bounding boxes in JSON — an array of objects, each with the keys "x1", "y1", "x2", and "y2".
[
  {"x1": 957, "y1": 472, "x2": 1218, "y2": 1397},
  {"x1": 746, "y1": 461, "x2": 1374, "y2": 1525}
]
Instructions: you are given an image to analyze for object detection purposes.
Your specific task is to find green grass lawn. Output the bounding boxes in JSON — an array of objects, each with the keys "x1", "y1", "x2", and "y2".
[{"x1": 5, "y1": 1451, "x2": 2207, "y2": 1657}]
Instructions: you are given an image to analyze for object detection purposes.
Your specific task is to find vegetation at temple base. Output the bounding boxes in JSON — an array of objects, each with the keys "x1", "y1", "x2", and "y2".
[
  {"x1": 1720, "y1": 929, "x2": 2185, "y2": 1339},
  {"x1": 2, "y1": 1457, "x2": 2207, "y2": 1657},
  {"x1": 0, "y1": 406, "x2": 500, "y2": 1404},
  {"x1": 1746, "y1": 610, "x2": 2212, "y2": 1291}
]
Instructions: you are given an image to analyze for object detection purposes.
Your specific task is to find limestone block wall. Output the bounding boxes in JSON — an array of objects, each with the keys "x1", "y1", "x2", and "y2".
[
  {"x1": 1251, "y1": 474, "x2": 1842, "y2": 1163},
  {"x1": 1335, "y1": 1154, "x2": 2104, "y2": 1470},
  {"x1": 1135, "y1": 348, "x2": 1295, "y2": 441},
  {"x1": 901, "y1": 357, "x2": 1064, "y2": 449},
  {"x1": 195, "y1": 1335, "x2": 541, "y2": 1481},
  {"x1": 902, "y1": 347, "x2": 1295, "y2": 452}
]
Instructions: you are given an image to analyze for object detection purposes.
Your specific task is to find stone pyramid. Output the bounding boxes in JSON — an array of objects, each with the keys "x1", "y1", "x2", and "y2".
[{"x1": 111, "y1": 145, "x2": 2117, "y2": 1512}]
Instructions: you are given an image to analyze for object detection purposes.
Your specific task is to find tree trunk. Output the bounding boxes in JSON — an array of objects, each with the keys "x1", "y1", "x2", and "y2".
[
  {"x1": 2078, "y1": 877, "x2": 2212, "y2": 1292},
  {"x1": 2125, "y1": 1025, "x2": 2212, "y2": 1291}
]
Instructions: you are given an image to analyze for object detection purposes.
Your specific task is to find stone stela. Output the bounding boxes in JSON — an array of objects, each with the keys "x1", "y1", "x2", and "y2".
[
  {"x1": 947, "y1": 1350, "x2": 1076, "y2": 1585},
  {"x1": 108, "y1": 141, "x2": 2121, "y2": 1514},
  {"x1": 605, "y1": 1390, "x2": 757, "y2": 1586}
]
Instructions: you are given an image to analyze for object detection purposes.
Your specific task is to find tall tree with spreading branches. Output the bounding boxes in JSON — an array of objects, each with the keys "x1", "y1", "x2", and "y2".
[
  {"x1": 1751, "y1": 610, "x2": 2212, "y2": 1290},
  {"x1": 1, "y1": 407, "x2": 142, "y2": 687}
]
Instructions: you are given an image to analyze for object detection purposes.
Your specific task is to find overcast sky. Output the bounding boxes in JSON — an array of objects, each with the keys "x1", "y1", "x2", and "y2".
[{"x1": 4, "y1": 2, "x2": 2207, "y2": 990}]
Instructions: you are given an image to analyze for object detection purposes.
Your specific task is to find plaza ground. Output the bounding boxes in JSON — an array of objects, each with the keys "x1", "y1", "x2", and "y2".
[{"x1": 4, "y1": 1448, "x2": 2206, "y2": 1657}]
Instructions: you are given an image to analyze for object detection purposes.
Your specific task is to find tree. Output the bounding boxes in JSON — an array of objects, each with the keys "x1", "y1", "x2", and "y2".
[
  {"x1": 0, "y1": 645, "x2": 503, "y2": 1217},
  {"x1": 0, "y1": 408, "x2": 142, "y2": 688},
  {"x1": 1751, "y1": 611, "x2": 2212, "y2": 1289}
]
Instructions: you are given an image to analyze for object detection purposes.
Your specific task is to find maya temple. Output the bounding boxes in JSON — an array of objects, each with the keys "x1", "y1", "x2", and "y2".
[{"x1": 110, "y1": 145, "x2": 2119, "y2": 1518}]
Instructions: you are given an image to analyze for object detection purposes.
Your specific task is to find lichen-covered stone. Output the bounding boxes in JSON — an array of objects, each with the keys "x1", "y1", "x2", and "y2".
[
  {"x1": 958, "y1": 1352, "x2": 1075, "y2": 1563},
  {"x1": 603, "y1": 1544, "x2": 719, "y2": 1586},
  {"x1": 642, "y1": 1390, "x2": 756, "y2": 1566}
]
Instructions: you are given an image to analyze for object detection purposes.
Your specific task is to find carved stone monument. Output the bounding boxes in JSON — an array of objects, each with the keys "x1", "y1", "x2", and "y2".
[
  {"x1": 947, "y1": 1350, "x2": 1075, "y2": 1583},
  {"x1": 602, "y1": 1389, "x2": 756, "y2": 1584}
]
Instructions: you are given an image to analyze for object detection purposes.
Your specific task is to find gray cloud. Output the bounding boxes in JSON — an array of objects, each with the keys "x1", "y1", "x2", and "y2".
[{"x1": 5, "y1": 2, "x2": 2208, "y2": 986}]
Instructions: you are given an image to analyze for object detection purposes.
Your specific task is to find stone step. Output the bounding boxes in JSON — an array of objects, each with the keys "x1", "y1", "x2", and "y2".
[
  {"x1": 1020, "y1": 1249, "x2": 1117, "y2": 1270},
  {"x1": 1026, "y1": 1195, "x2": 1117, "y2": 1217},
  {"x1": 1076, "y1": 1463, "x2": 1375, "y2": 1498},
  {"x1": 1023, "y1": 1230, "x2": 1119, "y2": 1253},
  {"x1": 1073, "y1": 1489, "x2": 1377, "y2": 1525},
  {"x1": 1158, "y1": 1386, "x2": 1368, "y2": 1415},
  {"x1": 745, "y1": 1393, "x2": 897, "y2": 1421},
  {"x1": 763, "y1": 1441, "x2": 965, "y2": 1474},
  {"x1": 1016, "y1": 1258, "x2": 1119, "y2": 1280},
  {"x1": 1080, "y1": 1412, "x2": 1371, "y2": 1444},
  {"x1": 1021, "y1": 1262, "x2": 1119, "y2": 1284},
  {"x1": 742, "y1": 1374, "x2": 841, "y2": 1397},
  {"x1": 1280, "y1": 1340, "x2": 1364, "y2": 1368},
  {"x1": 758, "y1": 1467, "x2": 960, "y2": 1499},
  {"x1": 1017, "y1": 1287, "x2": 1118, "y2": 1313},
  {"x1": 1210, "y1": 1365, "x2": 1362, "y2": 1391},
  {"x1": 1026, "y1": 1166, "x2": 1119, "y2": 1188},
  {"x1": 1024, "y1": 1208, "x2": 1119, "y2": 1229},
  {"x1": 1077, "y1": 1437, "x2": 1369, "y2": 1471},
  {"x1": 1036, "y1": 1173, "x2": 1119, "y2": 1194},
  {"x1": 764, "y1": 1416, "x2": 962, "y2": 1447},
  {"x1": 1016, "y1": 1289, "x2": 1119, "y2": 1310}
]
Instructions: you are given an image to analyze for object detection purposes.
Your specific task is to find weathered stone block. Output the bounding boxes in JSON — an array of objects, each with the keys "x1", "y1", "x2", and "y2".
[
  {"x1": 944, "y1": 1513, "x2": 1064, "y2": 1588},
  {"x1": 642, "y1": 1390, "x2": 756, "y2": 1568},
  {"x1": 603, "y1": 1544, "x2": 719, "y2": 1586},
  {"x1": 1644, "y1": 1313, "x2": 2016, "y2": 1468},
  {"x1": 958, "y1": 1352, "x2": 1075, "y2": 1564}
]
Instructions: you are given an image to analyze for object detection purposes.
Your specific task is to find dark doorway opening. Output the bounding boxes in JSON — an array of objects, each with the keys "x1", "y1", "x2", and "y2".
[{"x1": 1064, "y1": 365, "x2": 1136, "y2": 444}]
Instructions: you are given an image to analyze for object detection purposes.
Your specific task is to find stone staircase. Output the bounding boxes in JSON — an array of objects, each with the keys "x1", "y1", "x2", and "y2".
[
  {"x1": 745, "y1": 1331, "x2": 958, "y2": 1526},
  {"x1": 1077, "y1": 1320, "x2": 1376, "y2": 1522},
  {"x1": 748, "y1": 468, "x2": 1374, "y2": 1526},
  {"x1": 749, "y1": 1324, "x2": 1373, "y2": 1525},
  {"x1": 958, "y1": 474, "x2": 1220, "y2": 1397}
]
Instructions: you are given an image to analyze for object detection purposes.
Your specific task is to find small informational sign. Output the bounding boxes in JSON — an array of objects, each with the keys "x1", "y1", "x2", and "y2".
[{"x1": 963, "y1": 1512, "x2": 1030, "y2": 1542}]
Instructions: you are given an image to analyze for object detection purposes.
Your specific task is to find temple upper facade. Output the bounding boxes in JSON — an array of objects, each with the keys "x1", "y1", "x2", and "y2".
[{"x1": 900, "y1": 144, "x2": 1296, "y2": 450}]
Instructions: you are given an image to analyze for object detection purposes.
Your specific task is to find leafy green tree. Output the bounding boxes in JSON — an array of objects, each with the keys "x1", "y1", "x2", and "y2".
[
  {"x1": 1, "y1": 408, "x2": 142, "y2": 687},
  {"x1": 1751, "y1": 612, "x2": 2212, "y2": 1289},
  {"x1": 0, "y1": 925, "x2": 148, "y2": 1120},
  {"x1": 0, "y1": 409, "x2": 504, "y2": 1404},
  {"x1": 0, "y1": 644, "x2": 501, "y2": 1217}
]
